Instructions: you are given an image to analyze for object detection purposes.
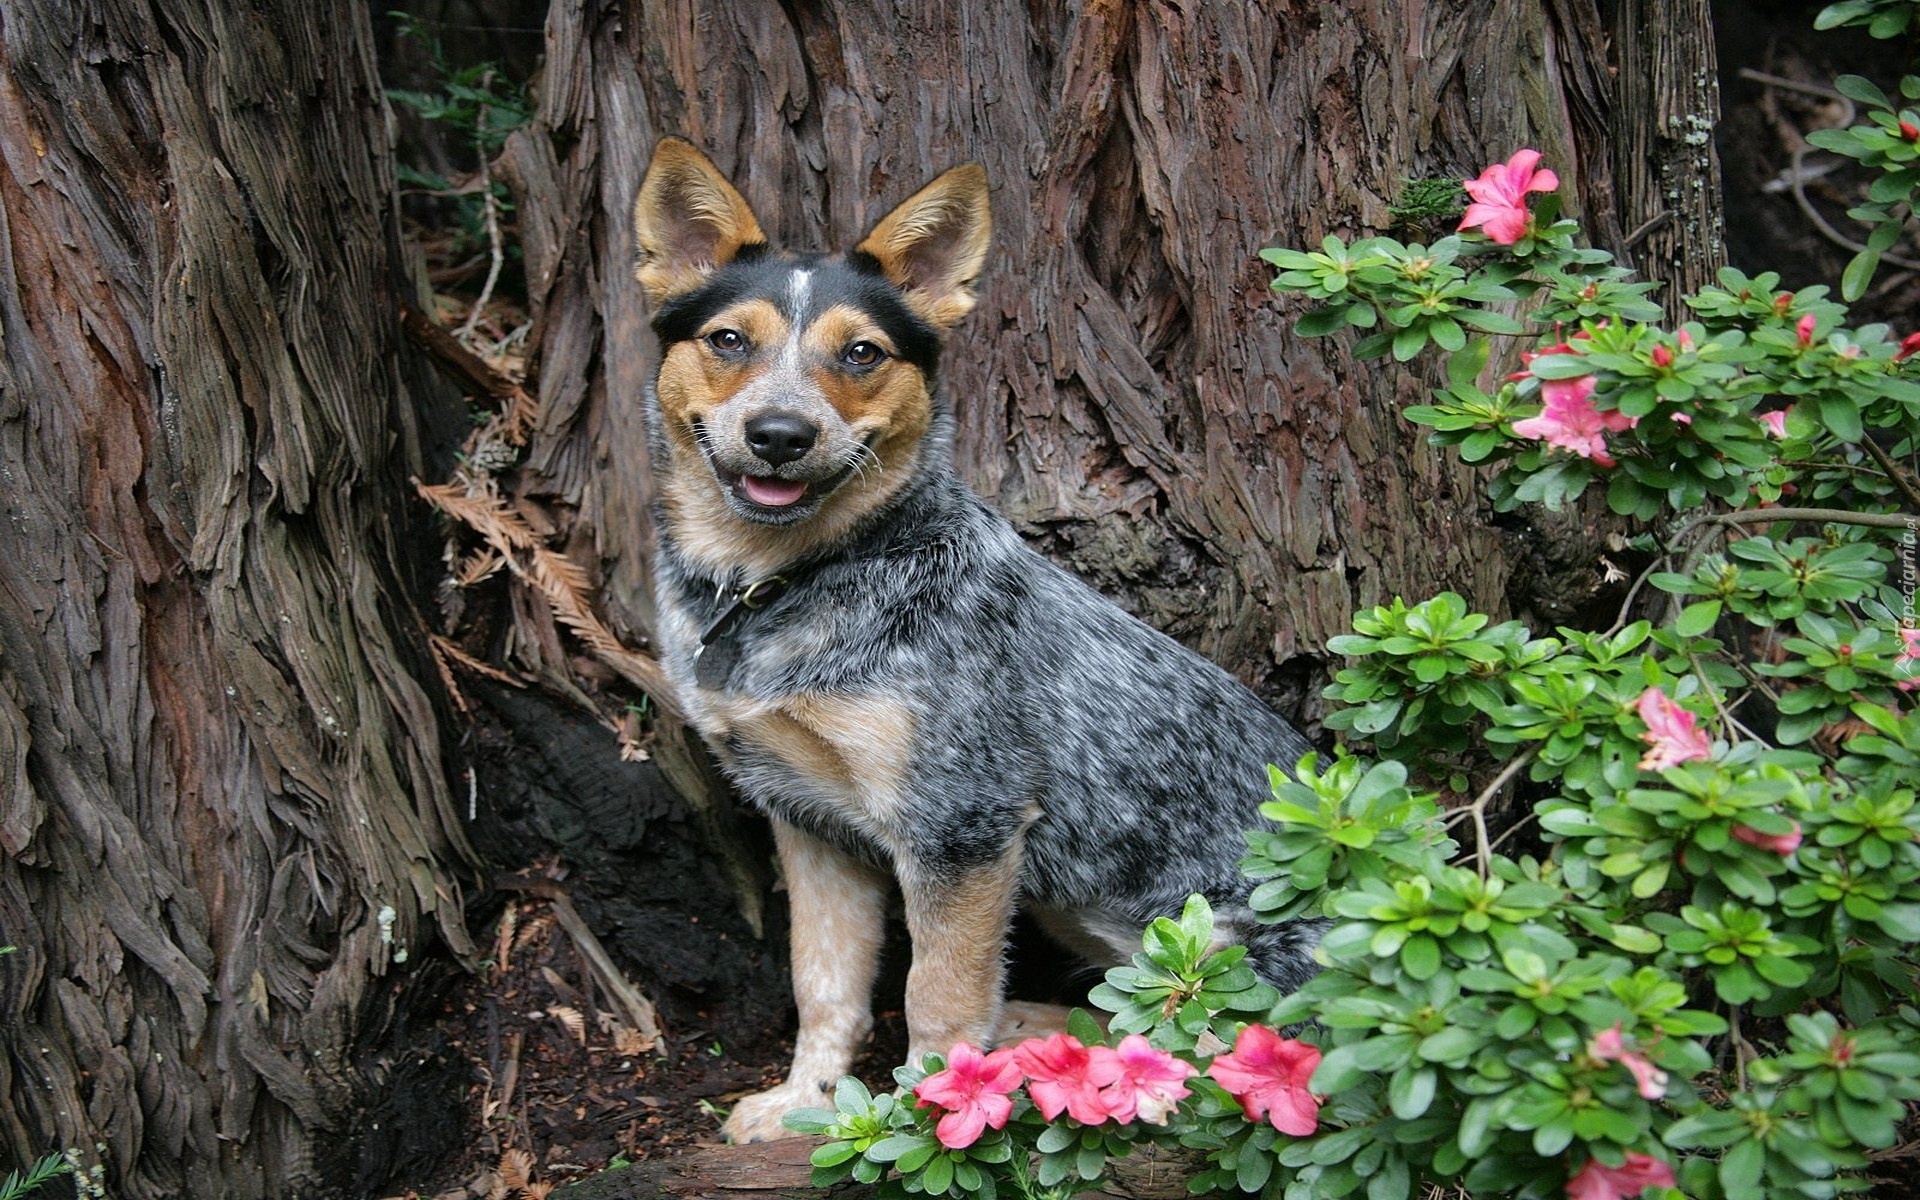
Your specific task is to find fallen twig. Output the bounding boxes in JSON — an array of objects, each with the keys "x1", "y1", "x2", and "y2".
[
  {"x1": 401, "y1": 305, "x2": 539, "y2": 445},
  {"x1": 499, "y1": 878, "x2": 664, "y2": 1052},
  {"x1": 455, "y1": 76, "x2": 508, "y2": 345}
]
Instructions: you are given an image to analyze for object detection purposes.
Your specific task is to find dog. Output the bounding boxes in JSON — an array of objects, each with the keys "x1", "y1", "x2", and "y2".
[{"x1": 631, "y1": 138, "x2": 1321, "y2": 1142}]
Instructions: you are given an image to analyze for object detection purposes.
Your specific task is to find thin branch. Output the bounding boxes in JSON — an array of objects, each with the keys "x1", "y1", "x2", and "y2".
[
  {"x1": 1688, "y1": 650, "x2": 1765, "y2": 750},
  {"x1": 1736, "y1": 69, "x2": 1920, "y2": 271},
  {"x1": 1784, "y1": 147, "x2": 1920, "y2": 271},
  {"x1": 1449, "y1": 748, "x2": 1540, "y2": 880},
  {"x1": 455, "y1": 74, "x2": 507, "y2": 344},
  {"x1": 1661, "y1": 507, "x2": 1916, "y2": 621},
  {"x1": 1857, "y1": 435, "x2": 1920, "y2": 512},
  {"x1": 1670, "y1": 506, "x2": 1918, "y2": 541},
  {"x1": 400, "y1": 305, "x2": 539, "y2": 444},
  {"x1": 1729, "y1": 1006, "x2": 1753, "y2": 1092},
  {"x1": 496, "y1": 878, "x2": 664, "y2": 1050},
  {"x1": 1622, "y1": 211, "x2": 1672, "y2": 250},
  {"x1": 1487, "y1": 810, "x2": 1539, "y2": 856},
  {"x1": 1604, "y1": 556, "x2": 1667, "y2": 638},
  {"x1": 1732, "y1": 657, "x2": 1786, "y2": 708},
  {"x1": 1736, "y1": 67, "x2": 1847, "y2": 105}
]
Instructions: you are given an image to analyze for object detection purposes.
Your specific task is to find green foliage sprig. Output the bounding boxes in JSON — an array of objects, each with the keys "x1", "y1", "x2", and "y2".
[
  {"x1": 0, "y1": 1157, "x2": 70, "y2": 1200},
  {"x1": 385, "y1": 12, "x2": 531, "y2": 268}
]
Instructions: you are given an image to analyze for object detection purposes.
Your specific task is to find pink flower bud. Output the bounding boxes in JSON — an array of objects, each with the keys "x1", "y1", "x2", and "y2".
[
  {"x1": 1567, "y1": 1153, "x2": 1677, "y2": 1200},
  {"x1": 1732, "y1": 821, "x2": 1803, "y2": 856},
  {"x1": 1901, "y1": 120, "x2": 1920, "y2": 142},
  {"x1": 1650, "y1": 344, "x2": 1673, "y2": 368},
  {"x1": 1796, "y1": 313, "x2": 1817, "y2": 347}
]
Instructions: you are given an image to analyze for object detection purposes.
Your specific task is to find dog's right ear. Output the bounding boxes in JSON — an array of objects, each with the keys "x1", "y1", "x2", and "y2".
[{"x1": 633, "y1": 138, "x2": 768, "y2": 304}]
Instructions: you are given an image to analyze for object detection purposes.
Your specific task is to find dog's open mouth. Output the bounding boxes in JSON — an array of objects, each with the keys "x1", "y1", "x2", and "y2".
[{"x1": 727, "y1": 469, "x2": 812, "y2": 511}]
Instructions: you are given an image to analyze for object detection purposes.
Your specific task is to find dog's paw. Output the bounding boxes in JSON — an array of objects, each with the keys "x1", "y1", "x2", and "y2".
[{"x1": 721, "y1": 1081, "x2": 829, "y2": 1144}]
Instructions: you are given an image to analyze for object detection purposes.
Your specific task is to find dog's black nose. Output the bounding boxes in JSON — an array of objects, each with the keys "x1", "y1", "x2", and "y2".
[{"x1": 743, "y1": 413, "x2": 819, "y2": 467}]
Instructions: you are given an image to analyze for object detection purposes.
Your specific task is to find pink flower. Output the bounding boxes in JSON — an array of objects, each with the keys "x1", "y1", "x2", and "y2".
[
  {"x1": 1566, "y1": 1152, "x2": 1677, "y2": 1200},
  {"x1": 1733, "y1": 821, "x2": 1804, "y2": 856},
  {"x1": 1650, "y1": 343, "x2": 1673, "y2": 369},
  {"x1": 1511, "y1": 374, "x2": 1637, "y2": 467},
  {"x1": 913, "y1": 1042, "x2": 1023, "y2": 1149},
  {"x1": 1897, "y1": 625, "x2": 1920, "y2": 665},
  {"x1": 1758, "y1": 409, "x2": 1789, "y2": 437},
  {"x1": 1098, "y1": 1035, "x2": 1196, "y2": 1126},
  {"x1": 1012, "y1": 1033, "x2": 1121, "y2": 1126},
  {"x1": 1635, "y1": 688, "x2": 1712, "y2": 771},
  {"x1": 1206, "y1": 1025, "x2": 1322, "y2": 1136},
  {"x1": 1797, "y1": 313, "x2": 1818, "y2": 347},
  {"x1": 1588, "y1": 1024, "x2": 1669, "y2": 1100},
  {"x1": 1508, "y1": 337, "x2": 1586, "y2": 381},
  {"x1": 1460, "y1": 149, "x2": 1561, "y2": 244}
]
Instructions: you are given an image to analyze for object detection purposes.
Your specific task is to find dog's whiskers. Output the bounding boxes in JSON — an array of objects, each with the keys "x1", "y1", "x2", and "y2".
[{"x1": 843, "y1": 441, "x2": 884, "y2": 483}]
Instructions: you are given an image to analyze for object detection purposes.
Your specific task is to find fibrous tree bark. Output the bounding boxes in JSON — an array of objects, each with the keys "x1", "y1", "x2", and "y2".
[
  {"x1": 1611, "y1": 0, "x2": 1728, "y2": 319},
  {"x1": 0, "y1": 3, "x2": 477, "y2": 1196}
]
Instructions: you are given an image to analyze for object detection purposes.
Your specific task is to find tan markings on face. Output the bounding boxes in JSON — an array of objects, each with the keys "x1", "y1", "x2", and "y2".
[
  {"x1": 652, "y1": 299, "x2": 934, "y2": 580},
  {"x1": 800, "y1": 304, "x2": 932, "y2": 432},
  {"x1": 652, "y1": 298, "x2": 793, "y2": 443}
]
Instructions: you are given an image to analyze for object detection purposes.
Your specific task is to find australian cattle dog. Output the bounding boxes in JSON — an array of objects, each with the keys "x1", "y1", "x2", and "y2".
[{"x1": 631, "y1": 139, "x2": 1321, "y2": 1141}]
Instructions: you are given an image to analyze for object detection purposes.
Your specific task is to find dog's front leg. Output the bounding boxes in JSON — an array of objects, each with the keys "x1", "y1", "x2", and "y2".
[
  {"x1": 899, "y1": 850, "x2": 1022, "y2": 1065},
  {"x1": 723, "y1": 817, "x2": 889, "y2": 1143}
]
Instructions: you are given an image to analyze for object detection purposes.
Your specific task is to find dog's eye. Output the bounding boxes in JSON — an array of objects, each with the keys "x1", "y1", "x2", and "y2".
[
  {"x1": 705, "y1": 328, "x2": 748, "y2": 355},
  {"x1": 841, "y1": 341, "x2": 887, "y2": 368}
]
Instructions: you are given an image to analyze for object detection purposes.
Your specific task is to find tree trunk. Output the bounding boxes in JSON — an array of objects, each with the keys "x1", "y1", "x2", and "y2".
[
  {"x1": 1611, "y1": 0, "x2": 1728, "y2": 319},
  {"x1": 0, "y1": 3, "x2": 476, "y2": 1196}
]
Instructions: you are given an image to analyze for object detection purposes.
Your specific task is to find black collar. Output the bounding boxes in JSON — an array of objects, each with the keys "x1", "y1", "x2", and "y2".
[
  {"x1": 697, "y1": 573, "x2": 798, "y2": 652},
  {"x1": 687, "y1": 557, "x2": 830, "y2": 688}
]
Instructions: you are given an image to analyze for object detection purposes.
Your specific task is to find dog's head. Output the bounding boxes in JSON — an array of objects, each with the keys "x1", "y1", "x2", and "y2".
[{"x1": 633, "y1": 139, "x2": 989, "y2": 561}]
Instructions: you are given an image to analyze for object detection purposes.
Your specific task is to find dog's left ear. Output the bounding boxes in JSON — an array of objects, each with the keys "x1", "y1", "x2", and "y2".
[
  {"x1": 633, "y1": 138, "x2": 769, "y2": 304},
  {"x1": 854, "y1": 164, "x2": 991, "y2": 330}
]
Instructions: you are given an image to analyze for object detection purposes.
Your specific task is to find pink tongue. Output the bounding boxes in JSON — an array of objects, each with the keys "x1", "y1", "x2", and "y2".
[{"x1": 741, "y1": 475, "x2": 808, "y2": 507}]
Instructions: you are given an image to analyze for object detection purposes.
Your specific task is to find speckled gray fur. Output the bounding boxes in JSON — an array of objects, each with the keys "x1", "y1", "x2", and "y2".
[{"x1": 650, "y1": 395, "x2": 1325, "y2": 992}]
